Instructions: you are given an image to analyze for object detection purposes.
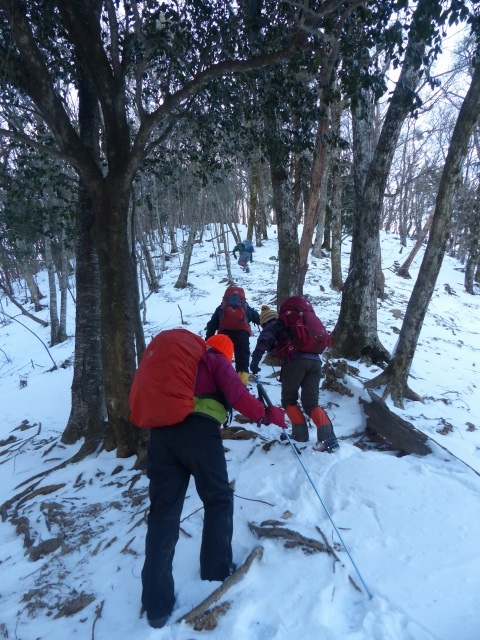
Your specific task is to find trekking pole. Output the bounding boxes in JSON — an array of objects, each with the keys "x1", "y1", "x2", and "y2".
[{"x1": 255, "y1": 375, "x2": 373, "y2": 600}]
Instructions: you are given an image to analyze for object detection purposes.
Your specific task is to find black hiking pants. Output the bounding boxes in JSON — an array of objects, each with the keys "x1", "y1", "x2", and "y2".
[
  {"x1": 141, "y1": 414, "x2": 233, "y2": 621},
  {"x1": 281, "y1": 356, "x2": 322, "y2": 415},
  {"x1": 220, "y1": 329, "x2": 250, "y2": 373}
]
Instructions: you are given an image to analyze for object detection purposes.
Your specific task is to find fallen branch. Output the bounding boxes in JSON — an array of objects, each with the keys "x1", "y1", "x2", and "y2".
[
  {"x1": 0, "y1": 285, "x2": 49, "y2": 327},
  {"x1": 0, "y1": 423, "x2": 42, "y2": 465},
  {"x1": 249, "y1": 522, "x2": 328, "y2": 553},
  {"x1": 16, "y1": 483, "x2": 66, "y2": 510},
  {"x1": 251, "y1": 522, "x2": 363, "y2": 593},
  {"x1": 0, "y1": 481, "x2": 42, "y2": 522},
  {"x1": 176, "y1": 545, "x2": 264, "y2": 626},
  {"x1": 91, "y1": 600, "x2": 104, "y2": 640}
]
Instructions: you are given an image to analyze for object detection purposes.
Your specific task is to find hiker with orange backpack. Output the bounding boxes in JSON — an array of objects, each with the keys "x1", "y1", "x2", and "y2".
[
  {"x1": 250, "y1": 297, "x2": 339, "y2": 453},
  {"x1": 205, "y1": 286, "x2": 260, "y2": 385},
  {"x1": 133, "y1": 332, "x2": 287, "y2": 629}
]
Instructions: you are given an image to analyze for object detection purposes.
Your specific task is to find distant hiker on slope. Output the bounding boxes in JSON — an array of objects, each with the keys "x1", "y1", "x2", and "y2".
[
  {"x1": 250, "y1": 298, "x2": 339, "y2": 452},
  {"x1": 138, "y1": 332, "x2": 287, "y2": 629},
  {"x1": 232, "y1": 239, "x2": 254, "y2": 273},
  {"x1": 205, "y1": 286, "x2": 260, "y2": 386}
]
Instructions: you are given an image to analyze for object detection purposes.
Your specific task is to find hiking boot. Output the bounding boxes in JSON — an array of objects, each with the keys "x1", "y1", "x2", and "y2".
[
  {"x1": 147, "y1": 613, "x2": 170, "y2": 629},
  {"x1": 314, "y1": 438, "x2": 339, "y2": 453},
  {"x1": 291, "y1": 423, "x2": 309, "y2": 442}
]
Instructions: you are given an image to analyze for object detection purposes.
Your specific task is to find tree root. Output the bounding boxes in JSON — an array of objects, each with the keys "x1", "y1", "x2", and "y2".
[
  {"x1": 364, "y1": 370, "x2": 423, "y2": 408},
  {"x1": 176, "y1": 545, "x2": 264, "y2": 626}
]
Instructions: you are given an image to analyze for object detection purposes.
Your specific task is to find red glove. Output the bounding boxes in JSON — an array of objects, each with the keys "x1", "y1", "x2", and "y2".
[{"x1": 265, "y1": 406, "x2": 288, "y2": 429}]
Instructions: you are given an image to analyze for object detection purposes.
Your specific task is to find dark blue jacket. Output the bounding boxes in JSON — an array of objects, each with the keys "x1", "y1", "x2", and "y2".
[{"x1": 251, "y1": 318, "x2": 320, "y2": 366}]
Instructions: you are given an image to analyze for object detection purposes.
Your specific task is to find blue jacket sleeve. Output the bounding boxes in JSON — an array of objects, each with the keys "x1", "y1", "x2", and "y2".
[
  {"x1": 250, "y1": 319, "x2": 281, "y2": 364},
  {"x1": 248, "y1": 306, "x2": 261, "y2": 326}
]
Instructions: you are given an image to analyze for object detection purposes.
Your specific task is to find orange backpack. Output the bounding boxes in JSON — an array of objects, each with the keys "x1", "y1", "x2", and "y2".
[{"x1": 128, "y1": 328, "x2": 206, "y2": 428}]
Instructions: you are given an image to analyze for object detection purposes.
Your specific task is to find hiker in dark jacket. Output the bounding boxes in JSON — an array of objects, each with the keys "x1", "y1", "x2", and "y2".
[
  {"x1": 205, "y1": 287, "x2": 260, "y2": 386},
  {"x1": 142, "y1": 333, "x2": 287, "y2": 629},
  {"x1": 250, "y1": 305, "x2": 338, "y2": 452},
  {"x1": 233, "y1": 240, "x2": 254, "y2": 272}
]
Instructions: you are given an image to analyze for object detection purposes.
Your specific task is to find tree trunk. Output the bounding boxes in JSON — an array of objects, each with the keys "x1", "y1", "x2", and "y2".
[
  {"x1": 94, "y1": 184, "x2": 141, "y2": 457},
  {"x1": 311, "y1": 157, "x2": 330, "y2": 259},
  {"x1": 333, "y1": 87, "x2": 387, "y2": 361},
  {"x1": 396, "y1": 212, "x2": 434, "y2": 278},
  {"x1": 330, "y1": 158, "x2": 343, "y2": 291},
  {"x1": 261, "y1": 95, "x2": 299, "y2": 304},
  {"x1": 464, "y1": 175, "x2": 480, "y2": 294},
  {"x1": 334, "y1": 0, "x2": 432, "y2": 361},
  {"x1": 58, "y1": 229, "x2": 69, "y2": 342},
  {"x1": 247, "y1": 162, "x2": 260, "y2": 242},
  {"x1": 136, "y1": 210, "x2": 159, "y2": 293},
  {"x1": 62, "y1": 59, "x2": 106, "y2": 452},
  {"x1": 297, "y1": 116, "x2": 329, "y2": 293},
  {"x1": 44, "y1": 234, "x2": 61, "y2": 346},
  {"x1": 18, "y1": 248, "x2": 44, "y2": 311},
  {"x1": 297, "y1": 43, "x2": 341, "y2": 293},
  {"x1": 366, "y1": 60, "x2": 480, "y2": 407},
  {"x1": 269, "y1": 160, "x2": 299, "y2": 305},
  {"x1": 175, "y1": 219, "x2": 199, "y2": 289}
]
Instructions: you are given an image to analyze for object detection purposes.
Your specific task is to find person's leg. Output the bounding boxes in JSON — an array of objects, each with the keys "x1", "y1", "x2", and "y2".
[
  {"x1": 179, "y1": 417, "x2": 233, "y2": 580},
  {"x1": 300, "y1": 360, "x2": 338, "y2": 451},
  {"x1": 281, "y1": 359, "x2": 309, "y2": 441},
  {"x1": 230, "y1": 330, "x2": 250, "y2": 383},
  {"x1": 299, "y1": 359, "x2": 322, "y2": 415},
  {"x1": 141, "y1": 427, "x2": 189, "y2": 624}
]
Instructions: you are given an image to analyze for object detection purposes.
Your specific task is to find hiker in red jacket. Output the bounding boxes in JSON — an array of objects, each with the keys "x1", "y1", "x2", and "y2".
[{"x1": 141, "y1": 333, "x2": 286, "y2": 629}]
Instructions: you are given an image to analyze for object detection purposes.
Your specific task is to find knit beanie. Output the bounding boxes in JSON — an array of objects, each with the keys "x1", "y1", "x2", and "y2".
[
  {"x1": 260, "y1": 305, "x2": 278, "y2": 327},
  {"x1": 206, "y1": 334, "x2": 234, "y2": 362}
]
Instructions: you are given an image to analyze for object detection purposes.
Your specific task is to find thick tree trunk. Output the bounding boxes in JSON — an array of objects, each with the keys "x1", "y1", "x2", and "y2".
[
  {"x1": 62, "y1": 62, "x2": 105, "y2": 451},
  {"x1": 62, "y1": 181, "x2": 105, "y2": 448},
  {"x1": 94, "y1": 184, "x2": 140, "y2": 457},
  {"x1": 366, "y1": 61, "x2": 480, "y2": 407},
  {"x1": 298, "y1": 116, "x2": 329, "y2": 293},
  {"x1": 270, "y1": 162, "x2": 299, "y2": 305},
  {"x1": 334, "y1": 1, "x2": 431, "y2": 360},
  {"x1": 262, "y1": 100, "x2": 299, "y2": 304}
]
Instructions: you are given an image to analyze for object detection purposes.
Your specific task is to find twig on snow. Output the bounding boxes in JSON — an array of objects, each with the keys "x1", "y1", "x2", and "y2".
[{"x1": 176, "y1": 545, "x2": 264, "y2": 626}]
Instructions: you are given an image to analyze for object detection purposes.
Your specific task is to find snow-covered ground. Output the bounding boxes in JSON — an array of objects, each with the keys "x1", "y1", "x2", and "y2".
[{"x1": 0, "y1": 227, "x2": 479, "y2": 640}]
